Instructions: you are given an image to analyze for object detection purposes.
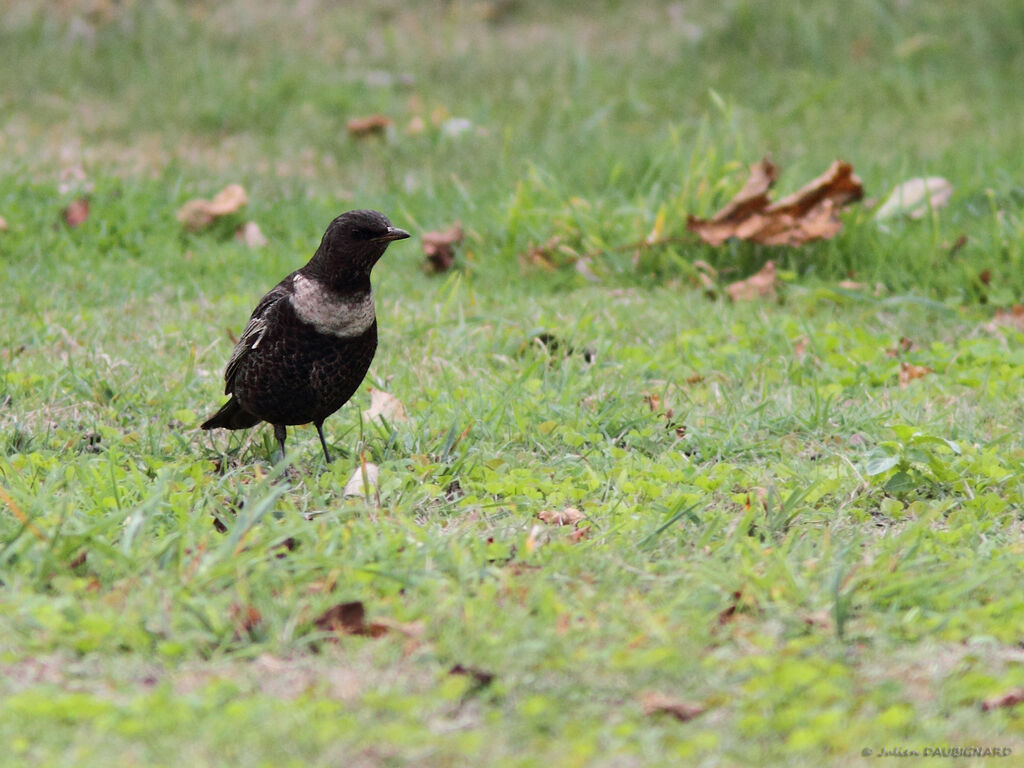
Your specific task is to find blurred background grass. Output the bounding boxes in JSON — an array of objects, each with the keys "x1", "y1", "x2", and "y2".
[{"x1": 2, "y1": 0, "x2": 1022, "y2": 296}]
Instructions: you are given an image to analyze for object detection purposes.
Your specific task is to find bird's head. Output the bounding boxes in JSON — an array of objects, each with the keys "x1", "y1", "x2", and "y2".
[{"x1": 308, "y1": 209, "x2": 410, "y2": 284}]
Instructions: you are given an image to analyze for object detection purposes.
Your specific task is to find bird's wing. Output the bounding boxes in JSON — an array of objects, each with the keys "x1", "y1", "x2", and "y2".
[{"x1": 223, "y1": 280, "x2": 292, "y2": 394}]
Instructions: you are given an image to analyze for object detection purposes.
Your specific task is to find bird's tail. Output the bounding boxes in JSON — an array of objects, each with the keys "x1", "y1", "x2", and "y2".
[{"x1": 201, "y1": 397, "x2": 262, "y2": 430}]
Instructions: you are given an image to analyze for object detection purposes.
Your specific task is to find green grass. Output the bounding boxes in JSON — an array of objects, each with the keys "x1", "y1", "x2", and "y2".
[{"x1": 3, "y1": 1, "x2": 1024, "y2": 765}]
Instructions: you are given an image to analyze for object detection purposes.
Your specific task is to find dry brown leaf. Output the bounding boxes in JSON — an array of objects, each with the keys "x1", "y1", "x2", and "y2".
[
  {"x1": 986, "y1": 305, "x2": 1024, "y2": 334},
  {"x1": 177, "y1": 184, "x2": 248, "y2": 232},
  {"x1": 726, "y1": 260, "x2": 777, "y2": 302},
  {"x1": 234, "y1": 220, "x2": 267, "y2": 248},
  {"x1": 361, "y1": 388, "x2": 408, "y2": 424},
  {"x1": 538, "y1": 507, "x2": 585, "y2": 526},
  {"x1": 981, "y1": 688, "x2": 1024, "y2": 712},
  {"x1": 313, "y1": 601, "x2": 388, "y2": 638},
  {"x1": 687, "y1": 157, "x2": 863, "y2": 246},
  {"x1": 0, "y1": 215, "x2": 8, "y2": 232},
  {"x1": 638, "y1": 691, "x2": 706, "y2": 722},
  {"x1": 837, "y1": 279, "x2": 867, "y2": 291},
  {"x1": 343, "y1": 462, "x2": 380, "y2": 498},
  {"x1": 62, "y1": 197, "x2": 90, "y2": 228},
  {"x1": 898, "y1": 362, "x2": 934, "y2": 389},
  {"x1": 347, "y1": 114, "x2": 392, "y2": 138},
  {"x1": 422, "y1": 224, "x2": 464, "y2": 273}
]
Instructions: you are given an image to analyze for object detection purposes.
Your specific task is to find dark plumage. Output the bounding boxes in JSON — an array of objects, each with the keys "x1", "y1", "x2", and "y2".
[{"x1": 201, "y1": 209, "x2": 410, "y2": 463}]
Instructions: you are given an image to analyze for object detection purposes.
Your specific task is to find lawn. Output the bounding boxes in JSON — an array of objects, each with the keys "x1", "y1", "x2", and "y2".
[{"x1": 2, "y1": 1, "x2": 1024, "y2": 765}]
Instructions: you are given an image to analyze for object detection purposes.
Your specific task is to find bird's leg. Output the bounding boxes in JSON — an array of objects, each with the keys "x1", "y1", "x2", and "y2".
[
  {"x1": 314, "y1": 420, "x2": 332, "y2": 464},
  {"x1": 273, "y1": 423, "x2": 288, "y2": 463}
]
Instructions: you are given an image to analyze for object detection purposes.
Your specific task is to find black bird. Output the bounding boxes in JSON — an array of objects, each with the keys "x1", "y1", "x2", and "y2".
[{"x1": 201, "y1": 209, "x2": 410, "y2": 463}]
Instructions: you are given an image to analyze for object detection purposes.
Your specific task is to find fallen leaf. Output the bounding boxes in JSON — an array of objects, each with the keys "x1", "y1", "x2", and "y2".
[
  {"x1": 62, "y1": 197, "x2": 90, "y2": 228},
  {"x1": 538, "y1": 507, "x2": 585, "y2": 526},
  {"x1": 361, "y1": 388, "x2": 408, "y2": 424},
  {"x1": 234, "y1": 220, "x2": 267, "y2": 248},
  {"x1": 422, "y1": 224, "x2": 464, "y2": 273},
  {"x1": 981, "y1": 688, "x2": 1024, "y2": 712},
  {"x1": 69, "y1": 550, "x2": 87, "y2": 569},
  {"x1": 726, "y1": 260, "x2": 777, "y2": 302},
  {"x1": 687, "y1": 158, "x2": 863, "y2": 246},
  {"x1": 837, "y1": 279, "x2": 867, "y2": 291},
  {"x1": 343, "y1": 462, "x2": 380, "y2": 498},
  {"x1": 313, "y1": 601, "x2": 387, "y2": 638},
  {"x1": 177, "y1": 184, "x2": 248, "y2": 232},
  {"x1": 875, "y1": 177, "x2": 953, "y2": 220},
  {"x1": 0, "y1": 215, "x2": 8, "y2": 232},
  {"x1": 978, "y1": 268, "x2": 991, "y2": 286},
  {"x1": 987, "y1": 305, "x2": 1024, "y2": 334},
  {"x1": 347, "y1": 114, "x2": 392, "y2": 138},
  {"x1": 449, "y1": 664, "x2": 495, "y2": 687},
  {"x1": 885, "y1": 337, "x2": 914, "y2": 357},
  {"x1": 898, "y1": 362, "x2": 934, "y2": 389},
  {"x1": 638, "y1": 691, "x2": 706, "y2": 722}
]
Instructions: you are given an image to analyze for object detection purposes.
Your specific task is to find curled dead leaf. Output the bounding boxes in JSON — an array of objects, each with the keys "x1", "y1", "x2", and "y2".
[
  {"x1": 726, "y1": 260, "x2": 777, "y2": 302},
  {"x1": 177, "y1": 184, "x2": 248, "y2": 232},
  {"x1": 234, "y1": 221, "x2": 268, "y2": 248},
  {"x1": 687, "y1": 157, "x2": 863, "y2": 246},
  {"x1": 62, "y1": 197, "x2": 90, "y2": 228},
  {"x1": 422, "y1": 224, "x2": 464, "y2": 273},
  {"x1": 347, "y1": 114, "x2": 393, "y2": 138},
  {"x1": 981, "y1": 688, "x2": 1024, "y2": 712},
  {"x1": 313, "y1": 601, "x2": 388, "y2": 638},
  {"x1": 343, "y1": 462, "x2": 380, "y2": 498},
  {"x1": 898, "y1": 362, "x2": 933, "y2": 389},
  {"x1": 537, "y1": 507, "x2": 585, "y2": 526},
  {"x1": 875, "y1": 177, "x2": 953, "y2": 221},
  {"x1": 638, "y1": 691, "x2": 707, "y2": 722},
  {"x1": 362, "y1": 387, "x2": 408, "y2": 424}
]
